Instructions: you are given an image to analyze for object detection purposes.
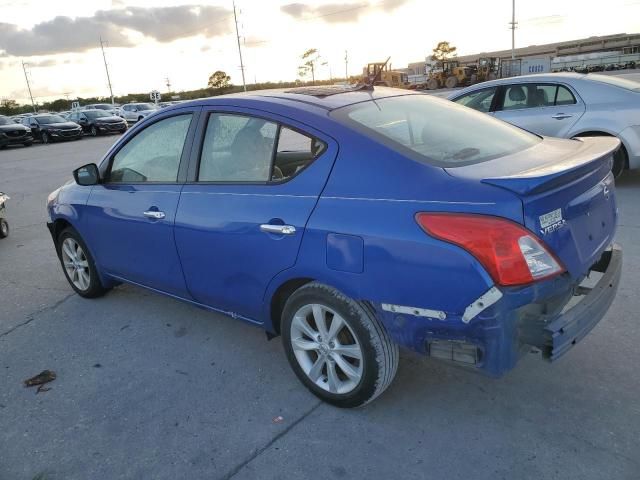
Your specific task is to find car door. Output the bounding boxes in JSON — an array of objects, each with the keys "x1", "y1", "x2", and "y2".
[
  {"x1": 83, "y1": 107, "x2": 200, "y2": 296},
  {"x1": 493, "y1": 83, "x2": 585, "y2": 137},
  {"x1": 174, "y1": 107, "x2": 338, "y2": 321}
]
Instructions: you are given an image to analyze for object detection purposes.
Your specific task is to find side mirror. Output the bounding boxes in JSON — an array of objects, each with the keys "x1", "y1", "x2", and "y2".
[{"x1": 73, "y1": 163, "x2": 100, "y2": 186}]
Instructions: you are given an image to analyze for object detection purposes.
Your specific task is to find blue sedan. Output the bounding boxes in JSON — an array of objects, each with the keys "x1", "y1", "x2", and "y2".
[{"x1": 47, "y1": 86, "x2": 622, "y2": 407}]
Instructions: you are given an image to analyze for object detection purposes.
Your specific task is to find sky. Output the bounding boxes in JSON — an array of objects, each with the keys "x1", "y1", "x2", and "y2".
[{"x1": 0, "y1": 0, "x2": 639, "y2": 104}]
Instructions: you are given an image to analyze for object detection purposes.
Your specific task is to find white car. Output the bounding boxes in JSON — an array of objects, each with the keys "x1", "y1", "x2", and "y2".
[
  {"x1": 118, "y1": 103, "x2": 158, "y2": 123},
  {"x1": 449, "y1": 73, "x2": 640, "y2": 177}
]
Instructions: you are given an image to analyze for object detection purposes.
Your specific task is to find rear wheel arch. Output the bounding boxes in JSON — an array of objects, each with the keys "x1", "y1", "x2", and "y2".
[
  {"x1": 571, "y1": 130, "x2": 629, "y2": 174},
  {"x1": 269, "y1": 277, "x2": 315, "y2": 335}
]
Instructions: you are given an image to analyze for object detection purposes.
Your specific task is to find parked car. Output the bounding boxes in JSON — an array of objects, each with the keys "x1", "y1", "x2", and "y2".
[
  {"x1": 68, "y1": 110, "x2": 127, "y2": 136},
  {"x1": 0, "y1": 192, "x2": 9, "y2": 239},
  {"x1": 47, "y1": 87, "x2": 621, "y2": 407},
  {"x1": 83, "y1": 103, "x2": 120, "y2": 116},
  {"x1": 449, "y1": 72, "x2": 640, "y2": 177},
  {"x1": 118, "y1": 103, "x2": 158, "y2": 123},
  {"x1": 22, "y1": 114, "x2": 83, "y2": 144},
  {"x1": 0, "y1": 115, "x2": 33, "y2": 148}
]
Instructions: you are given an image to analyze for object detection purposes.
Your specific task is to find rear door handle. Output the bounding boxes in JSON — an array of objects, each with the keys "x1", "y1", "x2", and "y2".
[
  {"x1": 551, "y1": 113, "x2": 573, "y2": 120},
  {"x1": 143, "y1": 210, "x2": 165, "y2": 219},
  {"x1": 260, "y1": 224, "x2": 296, "y2": 235}
]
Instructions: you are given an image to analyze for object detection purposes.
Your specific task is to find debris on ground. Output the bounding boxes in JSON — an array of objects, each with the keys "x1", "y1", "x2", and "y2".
[
  {"x1": 23, "y1": 370, "x2": 56, "y2": 394},
  {"x1": 272, "y1": 415, "x2": 284, "y2": 424}
]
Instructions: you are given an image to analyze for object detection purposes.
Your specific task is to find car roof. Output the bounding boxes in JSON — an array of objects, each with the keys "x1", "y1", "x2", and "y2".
[
  {"x1": 449, "y1": 73, "x2": 589, "y2": 98},
  {"x1": 175, "y1": 86, "x2": 419, "y2": 113}
]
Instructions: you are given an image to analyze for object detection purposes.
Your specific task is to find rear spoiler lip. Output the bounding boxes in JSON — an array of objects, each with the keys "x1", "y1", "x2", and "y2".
[{"x1": 479, "y1": 136, "x2": 620, "y2": 196}]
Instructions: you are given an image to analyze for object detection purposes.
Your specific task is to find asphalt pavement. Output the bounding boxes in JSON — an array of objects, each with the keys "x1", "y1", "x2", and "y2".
[{"x1": 1, "y1": 136, "x2": 639, "y2": 480}]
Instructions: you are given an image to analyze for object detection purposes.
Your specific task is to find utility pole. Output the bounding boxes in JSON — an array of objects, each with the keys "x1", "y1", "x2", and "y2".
[
  {"x1": 509, "y1": 0, "x2": 517, "y2": 59},
  {"x1": 165, "y1": 77, "x2": 172, "y2": 93},
  {"x1": 344, "y1": 50, "x2": 349, "y2": 81},
  {"x1": 99, "y1": 37, "x2": 115, "y2": 105},
  {"x1": 21, "y1": 61, "x2": 36, "y2": 113},
  {"x1": 232, "y1": 0, "x2": 247, "y2": 92}
]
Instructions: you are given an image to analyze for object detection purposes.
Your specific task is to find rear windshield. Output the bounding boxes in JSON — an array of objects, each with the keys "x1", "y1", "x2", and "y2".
[
  {"x1": 586, "y1": 74, "x2": 640, "y2": 92},
  {"x1": 331, "y1": 94, "x2": 541, "y2": 167}
]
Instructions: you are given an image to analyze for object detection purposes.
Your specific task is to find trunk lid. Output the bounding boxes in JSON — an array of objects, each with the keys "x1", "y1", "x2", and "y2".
[{"x1": 446, "y1": 137, "x2": 619, "y2": 279}]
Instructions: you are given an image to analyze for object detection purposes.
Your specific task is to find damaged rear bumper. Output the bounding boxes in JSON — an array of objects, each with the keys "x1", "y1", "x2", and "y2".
[
  {"x1": 374, "y1": 244, "x2": 622, "y2": 376},
  {"x1": 522, "y1": 244, "x2": 622, "y2": 361}
]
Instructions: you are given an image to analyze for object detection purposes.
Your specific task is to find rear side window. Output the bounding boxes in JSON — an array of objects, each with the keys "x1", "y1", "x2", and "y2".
[
  {"x1": 332, "y1": 95, "x2": 540, "y2": 167},
  {"x1": 198, "y1": 113, "x2": 326, "y2": 183},
  {"x1": 499, "y1": 84, "x2": 576, "y2": 110},
  {"x1": 555, "y1": 86, "x2": 576, "y2": 105},
  {"x1": 109, "y1": 114, "x2": 192, "y2": 183}
]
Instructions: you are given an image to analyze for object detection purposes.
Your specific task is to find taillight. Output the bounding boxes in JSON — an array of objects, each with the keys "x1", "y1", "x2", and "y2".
[{"x1": 416, "y1": 213, "x2": 564, "y2": 286}]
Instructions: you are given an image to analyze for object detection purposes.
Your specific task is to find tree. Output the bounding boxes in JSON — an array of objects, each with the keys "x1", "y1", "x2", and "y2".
[
  {"x1": 208, "y1": 71, "x2": 231, "y2": 89},
  {"x1": 298, "y1": 48, "x2": 326, "y2": 84},
  {"x1": 430, "y1": 41, "x2": 457, "y2": 65}
]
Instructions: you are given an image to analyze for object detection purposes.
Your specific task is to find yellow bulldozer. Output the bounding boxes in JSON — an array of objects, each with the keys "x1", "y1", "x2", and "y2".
[
  {"x1": 426, "y1": 60, "x2": 474, "y2": 90},
  {"x1": 362, "y1": 58, "x2": 409, "y2": 88},
  {"x1": 469, "y1": 57, "x2": 500, "y2": 84}
]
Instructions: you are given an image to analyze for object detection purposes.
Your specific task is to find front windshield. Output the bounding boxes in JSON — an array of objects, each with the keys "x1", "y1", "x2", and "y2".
[
  {"x1": 0, "y1": 116, "x2": 12, "y2": 125},
  {"x1": 36, "y1": 115, "x2": 66, "y2": 124},
  {"x1": 331, "y1": 94, "x2": 541, "y2": 166},
  {"x1": 85, "y1": 110, "x2": 111, "y2": 119},
  {"x1": 135, "y1": 103, "x2": 156, "y2": 111}
]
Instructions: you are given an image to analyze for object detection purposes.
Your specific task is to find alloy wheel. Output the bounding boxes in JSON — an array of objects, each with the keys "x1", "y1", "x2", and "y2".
[
  {"x1": 290, "y1": 303, "x2": 363, "y2": 394},
  {"x1": 42, "y1": 132, "x2": 49, "y2": 144},
  {"x1": 91, "y1": 126, "x2": 97, "y2": 137},
  {"x1": 61, "y1": 237, "x2": 90, "y2": 291}
]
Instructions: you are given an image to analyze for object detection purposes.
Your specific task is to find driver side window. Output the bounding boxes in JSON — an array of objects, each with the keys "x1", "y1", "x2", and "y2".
[{"x1": 108, "y1": 114, "x2": 192, "y2": 183}]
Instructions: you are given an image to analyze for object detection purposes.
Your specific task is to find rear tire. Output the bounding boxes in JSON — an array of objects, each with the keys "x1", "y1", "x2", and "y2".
[
  {"x1": 0, "y1": 219, "x2": 8, "y2": 238},
  {"x1": 56, "y1": 227, "x2": 108, "y2": 298},
  {"x1": 41, "y1": 132, "x2": 49, "y2": 144},
  {"x1": 281, "y1": 283, "x2": 398, "y2": 408},
  {"x1": 90, "y1": 126, "x2": 98, "y2": 137},
  {"x1": 612, "y1": 145, "x2": 627, "y2": 179}
]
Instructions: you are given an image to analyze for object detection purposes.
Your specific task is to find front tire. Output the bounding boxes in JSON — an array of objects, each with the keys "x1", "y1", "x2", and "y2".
[
  {"x1": 56, "y1": 228, "x2": 108, "y2": 298},
  {"x1": 281, "y1": 283, "x2": 398, "y2": 408},
  {"x1": 90, "y1": 126, "x2": 98, "y2": 137},
  {"x1": 41, "y1": 132, "x2": 50, "y2": 144}
]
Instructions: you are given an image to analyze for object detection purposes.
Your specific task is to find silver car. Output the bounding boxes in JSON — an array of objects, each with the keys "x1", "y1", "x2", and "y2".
[
  {"x1": 449, "y1": 73, "x2": 640, "y2": 177},
  {"x1": 118, "y1": 102, "x2": 158, "y2": 123}
]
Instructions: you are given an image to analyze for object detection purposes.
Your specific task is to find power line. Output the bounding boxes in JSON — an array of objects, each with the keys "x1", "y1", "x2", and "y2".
[
  {"x1": 509, "y1": 0, "x2": 518, "y2": 59},
  {"x1": 21, "y1": 61, "x2": 36, "y2": 112},
  {"x1": 100, "y1": 37, "x2": 115, "y2": 105},
  {"x1": 233, "y1": 0, "x2": 247, "y2": 92}
]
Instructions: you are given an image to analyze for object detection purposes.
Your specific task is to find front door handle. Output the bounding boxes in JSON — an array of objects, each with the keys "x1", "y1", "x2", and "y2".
[
  {"x1": 143, "y1": 210, "x2": 165, "y2": 220},
  {"x1": 551, "y1": 113, "x2": 573, "y2": 120},
  {"x1": 260, "y1": 224, "x2": 296, "y2": 235}
]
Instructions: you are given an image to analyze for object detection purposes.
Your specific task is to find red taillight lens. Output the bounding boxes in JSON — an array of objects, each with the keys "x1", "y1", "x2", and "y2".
[{"x1": 416, "y1": 213, "x2": 565, "y2": 286}]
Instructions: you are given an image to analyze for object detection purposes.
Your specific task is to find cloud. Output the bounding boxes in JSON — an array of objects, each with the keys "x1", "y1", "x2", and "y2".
[
  {"x1": 281, "y1": 2, "x2": 367, "y2": 23},
  {"x1": 280, "y1": 0, "x2": 409, "y2": 23},
  {"x1": 0, "y1": 5, "x2": 232, "y2": 57},
  {"x1": 25, "y1": 58, "x2": 58, "y2": 68}
]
